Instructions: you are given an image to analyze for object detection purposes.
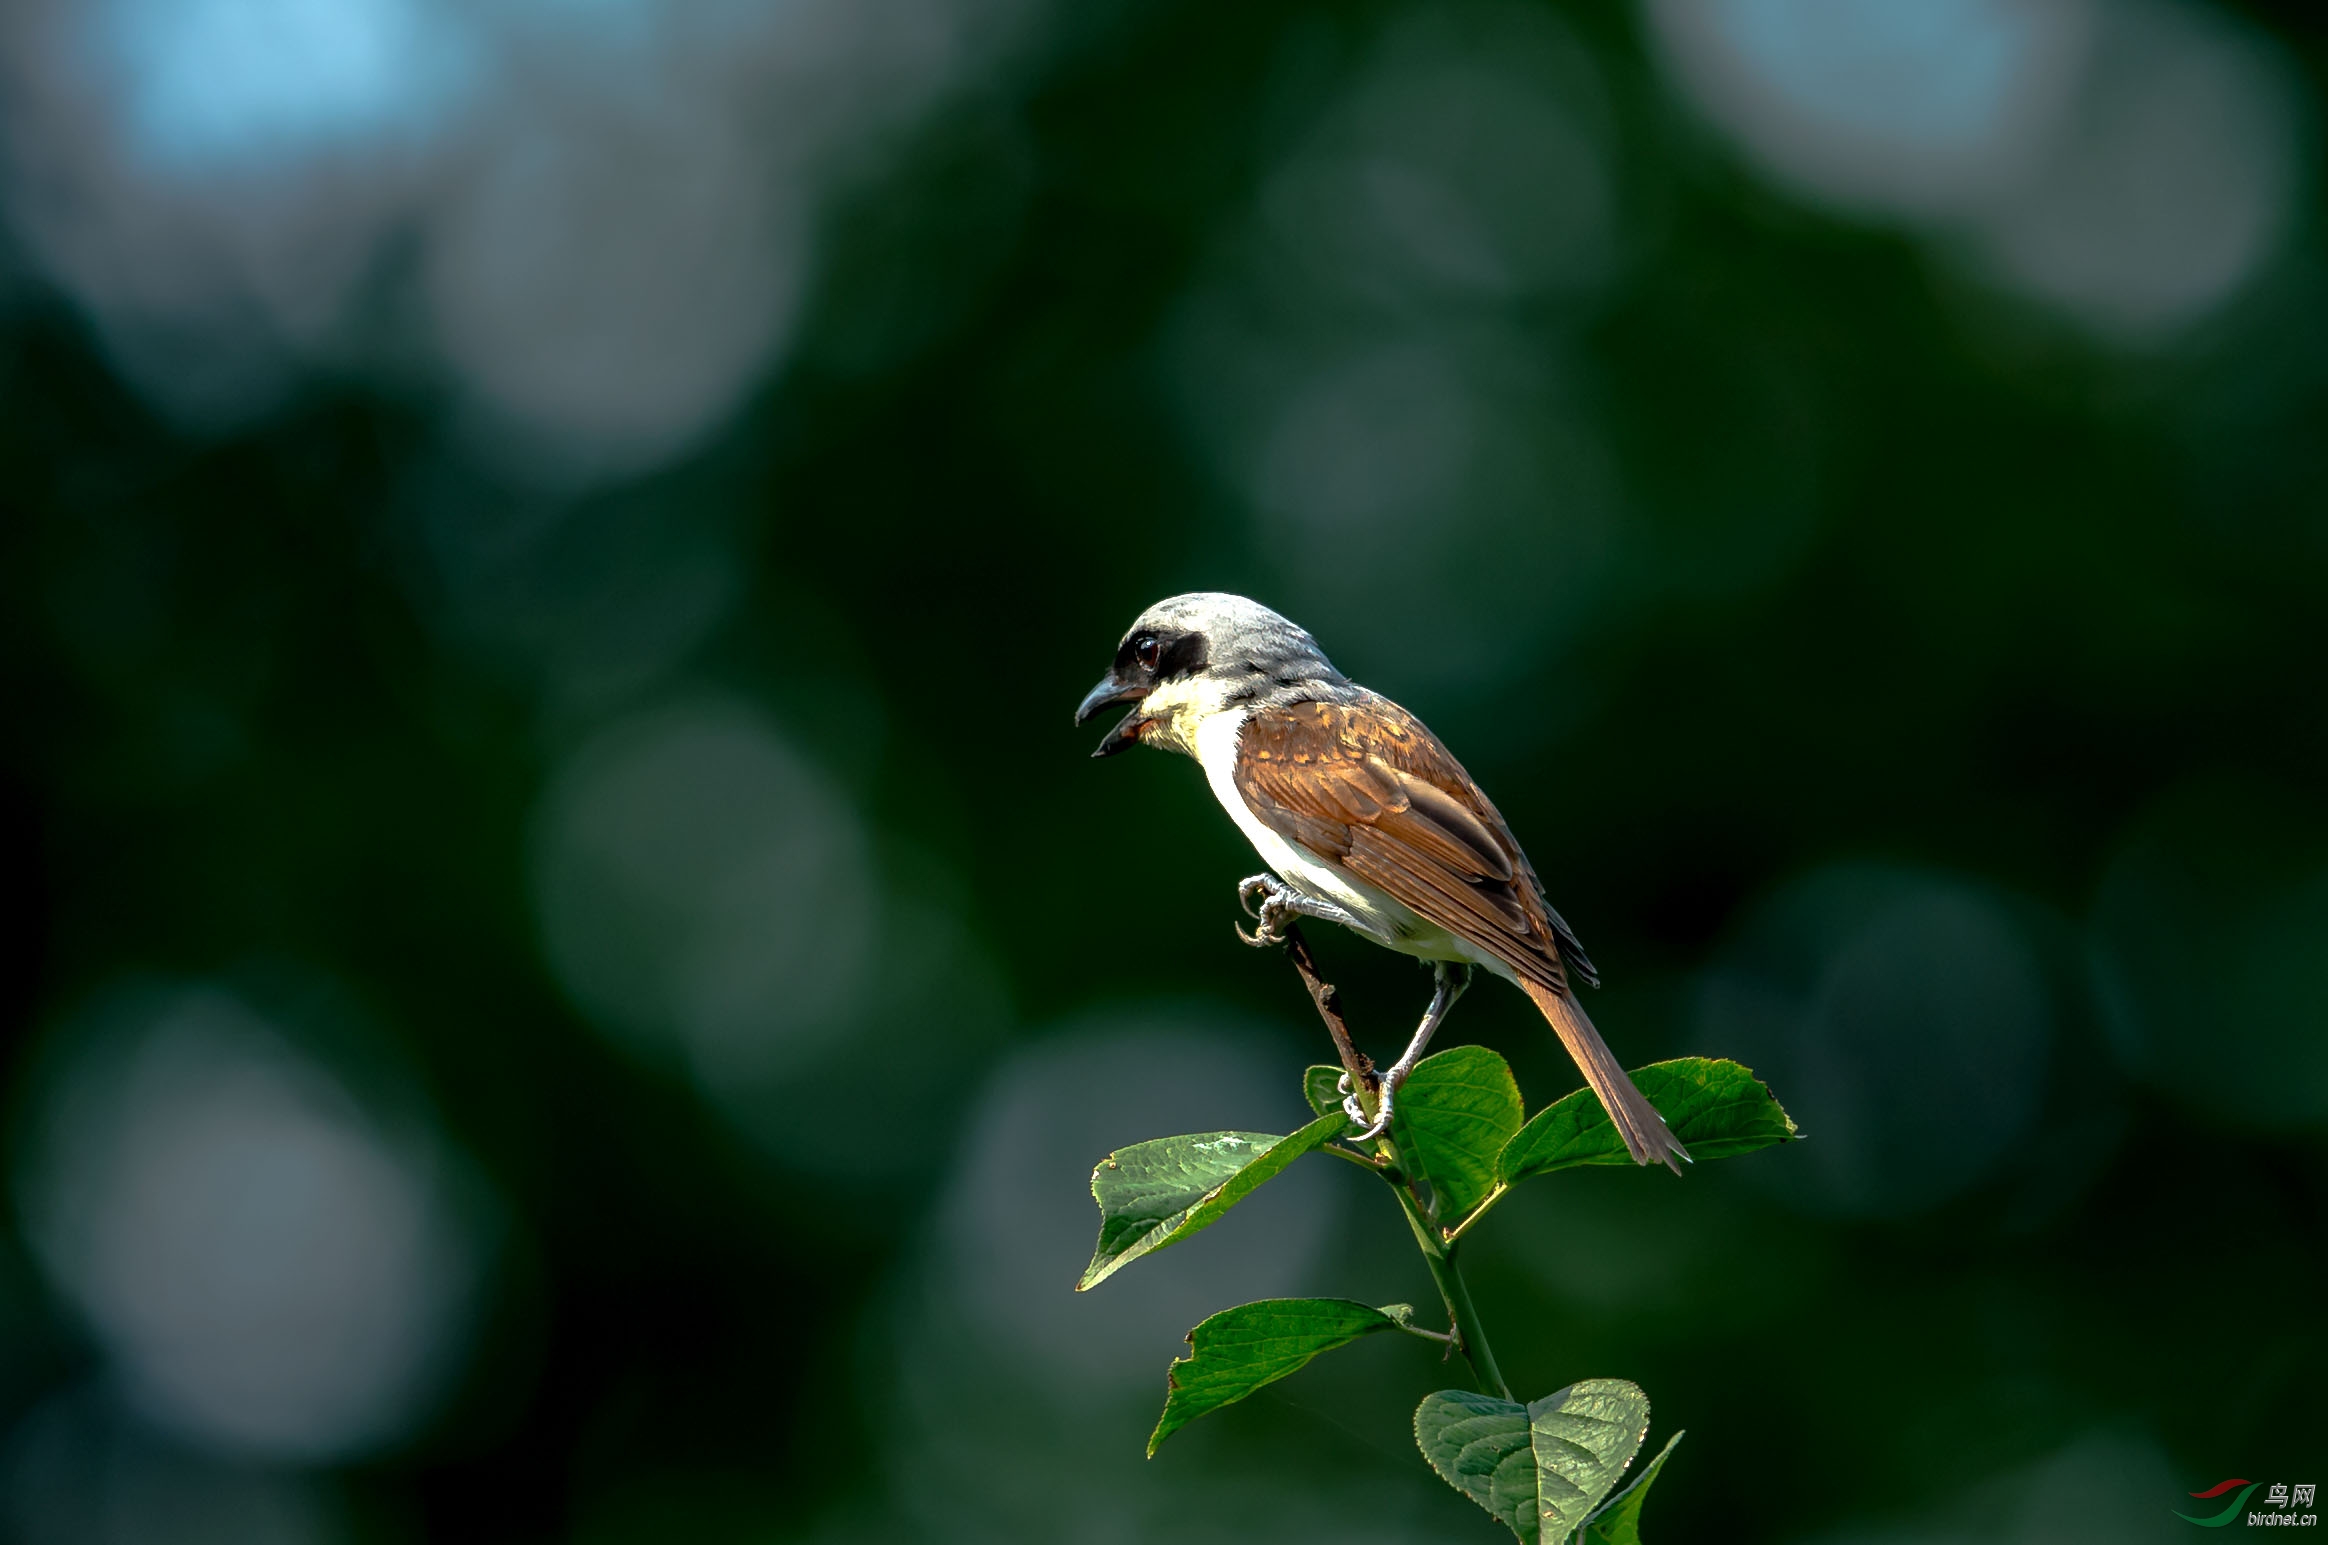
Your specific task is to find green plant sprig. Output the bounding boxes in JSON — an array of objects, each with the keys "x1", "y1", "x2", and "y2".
[{"x1": 1075, "y1": 926, "x2": 1799, "y2": 1543}]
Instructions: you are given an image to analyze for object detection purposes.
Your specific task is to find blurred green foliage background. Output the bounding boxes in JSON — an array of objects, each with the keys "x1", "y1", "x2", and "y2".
[{"x1": 0, "y1": 0, "x2": 2323, "y2": 1540}]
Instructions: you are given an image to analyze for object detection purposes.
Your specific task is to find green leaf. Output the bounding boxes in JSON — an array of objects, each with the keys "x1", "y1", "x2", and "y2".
[
  {"x1": 1148, "y1": 1297, "x2": 1412, "y2": 1456},
  {"x1": 1531, "y1": 1380, "x2": 1655, "y2": 1542},
  {"x1": 1413, "y1": 1390, "x2": 1537, "y2": 1540},
  {"x1": 1389, "y1": 1045, "x2": 1524, "y2": 1224},
  {"x1": 1498, "y1": 1058, "x2": 1797, "y2": 1185},
  {"x1": 1415, "y1": 1379, "x2": 1652, "y2": 1543},
  {"x1": 1303, "y1": 1064, "x2": 1366, "y2": 1136},
  {"x1": 1581, "y1": 1430, "x2": 1683, "y2": 1544},
  {"x1": 1077, "y1": 1112, "x2": 1346, "y2": 1290}
]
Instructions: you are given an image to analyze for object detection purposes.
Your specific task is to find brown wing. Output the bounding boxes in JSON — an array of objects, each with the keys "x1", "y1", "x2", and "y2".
[{"x1": 1232, "y1": 694, "x2": 1597, "y2": 992}]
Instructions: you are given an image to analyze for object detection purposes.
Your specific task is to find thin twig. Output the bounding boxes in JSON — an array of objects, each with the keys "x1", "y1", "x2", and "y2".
[
  {"x1": 1437, "y1": 1183, "x2": 1509, "y2": 1250},
  {"x1": 1276, "y1": 920, "x2": 1378, "y2": 1104}
]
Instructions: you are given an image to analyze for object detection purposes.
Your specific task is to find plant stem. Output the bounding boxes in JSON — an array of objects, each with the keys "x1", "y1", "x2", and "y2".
[
  {"x1": 1395, "y1": 1187, "x2": 1512, "y2": 1399},
  {"x1": 1270, "y1": 923, "x2": 1511, "y2": 1401}
]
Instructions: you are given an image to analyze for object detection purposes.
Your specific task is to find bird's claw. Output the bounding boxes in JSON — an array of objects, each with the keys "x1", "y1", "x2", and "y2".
[
  {"x1": 1236, "y1": 874, "x2": 1293, "y2": 947},
  {"x1": 1336, "y1": 1070, "x2": 1393, "y2": 1142}
]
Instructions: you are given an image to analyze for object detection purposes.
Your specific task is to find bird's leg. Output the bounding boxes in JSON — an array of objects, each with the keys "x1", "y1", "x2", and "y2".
[
  {"x1": 1341, "y1": 962, "x2": 1471, "y2": 1139},
  {"x1": 1236, "y1": 873, "x2": 1367, "y2": 946}
]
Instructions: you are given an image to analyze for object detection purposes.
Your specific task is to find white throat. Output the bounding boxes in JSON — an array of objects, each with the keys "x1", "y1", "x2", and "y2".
[{"x1": 1136, "y1": 673, "x2": 1240, "y2": 758}]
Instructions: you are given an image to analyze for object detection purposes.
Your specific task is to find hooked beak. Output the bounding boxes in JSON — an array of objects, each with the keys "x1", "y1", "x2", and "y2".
[{"x1": 1074, "y1": 672, "x2": 1150, "y2": 758}]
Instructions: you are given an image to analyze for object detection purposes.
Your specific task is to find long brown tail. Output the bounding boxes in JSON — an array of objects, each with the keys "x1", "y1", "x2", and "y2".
[{"x1": 1521, "y1": 979, "x2": 1689, "y2": 1174}]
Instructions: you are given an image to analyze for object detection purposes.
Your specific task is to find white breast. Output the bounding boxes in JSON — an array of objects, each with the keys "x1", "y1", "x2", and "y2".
[
  {"x1": 1191, "y1": 711, "x2": 1354, "y2": 904},
  {"x1": 1175, "y1": 701, "x2": 1514, "y2": 981},
  {"x1": 1189, "y1": 708, "x2": 1487, "y2": 977}
]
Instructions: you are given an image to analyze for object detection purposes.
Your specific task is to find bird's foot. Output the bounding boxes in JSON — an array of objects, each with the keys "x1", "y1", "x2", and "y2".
[
  {"x1": 1337, "y1": 1068, "x2": 1401, "y2": 1142},
  {"x1": 1236, "y1": 873, "x2": 1295, "y2": 946},
  {"x1": 1237, "y1": 874, "x2": 1371, "y2": 943}
]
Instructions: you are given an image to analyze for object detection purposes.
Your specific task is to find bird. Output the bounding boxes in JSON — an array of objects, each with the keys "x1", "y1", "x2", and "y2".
[{"x1": 1074, "y1": 592, "x2": 1686, "y2": 1171}]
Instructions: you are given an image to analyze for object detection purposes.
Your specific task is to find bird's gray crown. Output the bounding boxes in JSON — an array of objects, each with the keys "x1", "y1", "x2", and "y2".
[{"x1": 1123, "y1": 592, "x2": 1347, "y2": 702}]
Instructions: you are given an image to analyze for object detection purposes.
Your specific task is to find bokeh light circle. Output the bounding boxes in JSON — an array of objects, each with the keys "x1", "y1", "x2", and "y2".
[
  {"x1": 14, "y1": 987, "x2": 490, "y2": 1463},
  {"x1": 530, "y1": 695, "x2": 879, "y2": 1090},
  {"x1": 1695, "y1": 862, "x2": 2055, "y2": 1218}
]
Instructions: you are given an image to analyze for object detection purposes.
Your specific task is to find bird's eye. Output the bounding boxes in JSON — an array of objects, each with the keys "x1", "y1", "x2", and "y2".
[{"x1": 1135, "y1": 635, "x2": 1162, "y2": 670}]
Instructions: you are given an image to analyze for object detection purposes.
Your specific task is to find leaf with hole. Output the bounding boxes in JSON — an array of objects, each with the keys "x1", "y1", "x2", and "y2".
[
  {"x1": 1077, "y1": 1112, "x2": 1346, "y2": 1290},
  {"x1": 1388, "y1": 1045, "x2": 1524, "y2": 1225},
  {"x1": 1148, "y1": 1297, "x2": 1414, "y2": 1456},
  {"x1": 1498, "y1": 1058, "x2": 1797, "y2": 1185},
  {"x1": 1415, "y1": 1378, "x2": 1652, "y2": 1543},
  {"x1": 1581, "y1": 1430, "x2": 1683, "y2": 1544}
]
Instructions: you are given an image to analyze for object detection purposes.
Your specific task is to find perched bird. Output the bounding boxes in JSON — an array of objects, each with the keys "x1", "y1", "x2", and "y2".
[{"x1": 1075, "y1": 592, "x2": 1686, "y2": 1170}]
